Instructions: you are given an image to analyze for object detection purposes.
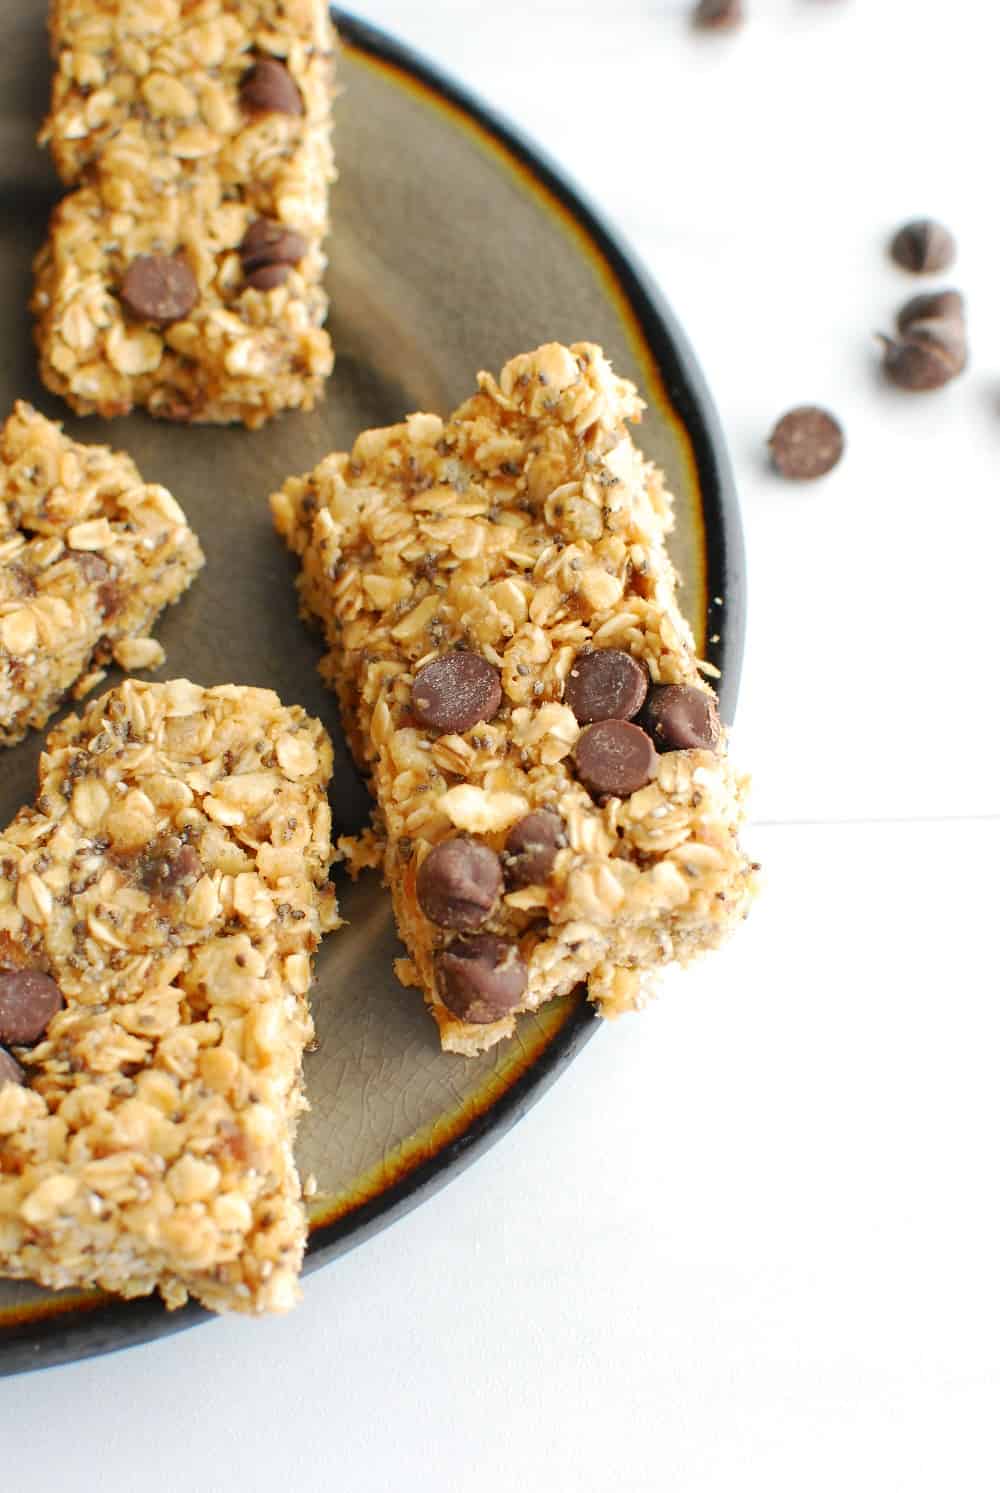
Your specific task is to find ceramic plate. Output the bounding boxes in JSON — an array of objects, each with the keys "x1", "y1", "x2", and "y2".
[{"x1": 0, "y1": 6, "x2": 745, "y2": 1376}]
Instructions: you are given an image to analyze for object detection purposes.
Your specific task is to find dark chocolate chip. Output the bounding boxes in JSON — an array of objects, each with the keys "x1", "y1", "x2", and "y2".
[
  {"x1": 416, "y1": 837, "x2": 503, "y2": 930},
  {"x1": 435, "y1": 934, "x2": 527, "y2": 1023},
  {"x1": 503, "y1": 810, "x2": 567, "y2": 888},
  {"x1": 0, "y1": 1047, "x2": 24, "y2": 1087},
  {"x1": 889, "y1": 218, "x2": 956, "y2": 275},
  {"x1": 240, "y1": 218, "x2": 308, "y2": 287},
  {"x1": 137, "y1": 837, "x2": 203, "y2": 896},
  {"x1": 880, "y1": 319, "x2": 967, "y2": 391},
  {"x1": 897, "y1": 289, "x2": 965, "y2": 335},
  {"x1": 0, "y1": 970, "x2": 63, "y2": 1047},
  {"x1": 239, "y1": 57, "x2": 303, "y2": 116},
  {"x1": 640, "y1": 684, "x2": 721, "y2": 752},
  {"x1": 574, "y1": 720, "x2": 657, "y2": 798},
  {"x1": 120, "y1": 254, "x2": 198, "y2": 326},
  {"x1": 693, "y1": 0, "x2": 743, "y2": 27},
  {"x1": 245, "y1": 263, "x2": 291, "y2": 291},
  {"x1": 768, "y1": 406, "x2": 844, "y2": 481},
  {"x1": 411, "y1": 652, "x2": 502, "y2": 733},
  {"x1": 564, "y1": 649, "x2": 649, "y2": 724}
]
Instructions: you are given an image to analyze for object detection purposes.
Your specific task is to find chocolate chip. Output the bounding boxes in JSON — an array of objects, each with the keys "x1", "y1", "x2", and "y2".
[
  {"x1": 768, "y1": 406, "x2": 844, "y2": 481},
  {"x1": 239, "y1": 57, "x2": 303, "y2": 116},
  {"x1": 890, "y1": 218, "x2": 956, "y2": 275},
  {"x1": 245, "y1": 263, "x2": 291, "y2": 291},
  {"x1": 137, "y1": 837, "x2": 203, "y2": 896},
  {"x1": 503, "y1": 811, "x2": 567, "y2": 888},
  {"x1": 640, "y1": 684, "x2": 721, "y2": 752},
  {"x1": 416, "y1": 838, "x2": 503, "y2": 930},
  {"x1": 564, "y1": 649, "x2": 649, "y2": 724},
  {"x1": 241, "y1": 218, "x2": 307, "y2": 269},
  {"x1": 0, "y1": 970, "x2": 63, "y2": 1047},
  {"x1": 0, "y1": 1048, "x2": 24, "y2": 1087},
  {"x1": 574, "y1": 720, "x2": 657, "y2": 798},
  {"x1": 435, "y1": 934, "x2": 527, "y2": 1023},
  {"x1": 880, "y1": 319, "x2": 967, "y2": 391},
  {"x1": 411, "y1": 652, "x2": 502, "y2": 733},
  {"x1": 897, "y1": 289, "x2": 965, "y2": 334},
  {"x1": 693, "y1": 0, "x2": 743, "y2": 27},
  {"x1": 120, "y1": 254, "x2": 198, "y2": 325},
  {"x1": 240, "y1": 218, "x2": 308, "y2": 291}
]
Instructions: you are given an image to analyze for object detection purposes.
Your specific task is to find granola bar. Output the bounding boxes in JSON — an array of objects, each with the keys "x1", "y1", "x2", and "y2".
[
  {"x1": 272, "y1": 343, "x2": 756, "y2": 1056},
  {"x1": 0, "y1": 678, "x2": 339, "y2": 1314},
  {"x1": 0, "y1": 401, "x2": 204, "y2": 747},
  {"x1": 33, "y1": 0, "x2": 336, "y2": 426}
]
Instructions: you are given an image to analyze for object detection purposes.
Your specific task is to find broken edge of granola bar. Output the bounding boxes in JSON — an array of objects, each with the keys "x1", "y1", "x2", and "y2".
[
  {"x1": 1, "y1": 401, "x2": 204, "y2": 747},
  {"x1": 0, "y1": 678, "x2": 339, "y2": 1314}
]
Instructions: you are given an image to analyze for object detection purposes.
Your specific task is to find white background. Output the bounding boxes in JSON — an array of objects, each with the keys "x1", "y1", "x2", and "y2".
[{"x1": 6, "y1": 2, "x2": 1000, "y2": 1488}]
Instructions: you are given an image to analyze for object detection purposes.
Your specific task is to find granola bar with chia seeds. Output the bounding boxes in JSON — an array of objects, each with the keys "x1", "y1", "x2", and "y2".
[
  {"x1": 0, "y1": 678, "x2": 339, "y2": 1314},
  {"x1": 0, "y1": 401, "x2": 203, "y2": 747},
  {"x1": 272, "y1": 343, "x2": 756, "y2": 1056},
  {"x1": 34, "y1": 0, "x2": 336, "y2": 426}
]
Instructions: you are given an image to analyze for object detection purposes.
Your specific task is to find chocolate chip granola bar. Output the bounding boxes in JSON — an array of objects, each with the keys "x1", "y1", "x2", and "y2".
[
  {"x1": 272, "y1": 342, "x2": 756, "y2": 1056},
  {"x1": 1, "y1": 401, "x2": 203, "y2": 747},
  {"x1": 34, "y1": 0, "x2": 336, "y2": 426},
  {"x1": 0, "y1": 678, "x2": 339, "y2": 1314}
]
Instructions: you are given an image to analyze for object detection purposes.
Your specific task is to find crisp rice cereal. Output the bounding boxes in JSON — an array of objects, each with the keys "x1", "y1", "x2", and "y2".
[
  {"x1": 272, "y1": 342, "x2": 757, "y2": 1055},
  {"x1": 0, "y1": 678, "x2": 339, "y2": 1313}
]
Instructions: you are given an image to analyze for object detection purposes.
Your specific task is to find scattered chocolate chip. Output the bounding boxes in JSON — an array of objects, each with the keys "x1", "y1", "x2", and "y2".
[
  {"x1": 120, "y1": 254, "x2": 198, "y2": 326},
  {"x1": 880, "y1": 318, "x2": 967, "y2": 391},
  {"x1": 137, "y1": 837, "x2": 203, "y2": 896},
  {"x1": 768, "y1": 406, "x2": 844, "y2": 481},
  {"x1": 693, "y1": 0, "x2": 743, "y2": 28},
  {"x1": 0, "y1": 970, "x2": 63, "y2": 1047},
  {"x1": 564, "y1": 649, "x2": 649, "y2": 724},
  {"x1": 240, "y1": 218, "x2": 308, "y2": 291},
  {"x1": 890, "y1": 219, "x2": 956, "y2": 275},
  {"x1": 575, "y1": 719, "x2": 657, "y2": 798},
  {"x1": 503, "y1": 811, "x2": 567, "y2": 888},
  {"x1": 897, "y1": 289, "x2": 965, "y2": 334},
  {"x1": 435, "y1": 934, "x2": 527, "y2": 1023},
  {"x1": 640, "y1": 684, "x2": 721, "y2": 752},
  {"x1": 0, "y1": 1047, "x2": 24, "y2": 1087},
  {"x1": 416, "y1": 838, "x2": 503, "y2": 930},
  {"x1": 906, "y1": 316, "x2": 968, "y2": 365},
  {"x1": 411, "y1": 652, "x2": 502, "y2": 733},
  {"x1": 239, "y1": 57, "x2": 303, "y2": 116}
]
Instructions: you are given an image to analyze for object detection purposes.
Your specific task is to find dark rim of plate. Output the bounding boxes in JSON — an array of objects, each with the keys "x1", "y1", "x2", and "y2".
[{"x1": 0, "y1": 4, "x2": 746, "y2": 1377}]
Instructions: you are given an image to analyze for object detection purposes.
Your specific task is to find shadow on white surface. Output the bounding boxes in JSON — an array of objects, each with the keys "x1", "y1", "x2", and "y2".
[{"x1": 5, "y1": 820, "x2": 1000, "y2": 1491}]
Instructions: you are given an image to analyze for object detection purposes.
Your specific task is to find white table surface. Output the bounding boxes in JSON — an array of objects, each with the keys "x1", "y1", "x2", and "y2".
[{"x1": 6, "y1": 2, "x2": 1000, "y2": 1487}]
